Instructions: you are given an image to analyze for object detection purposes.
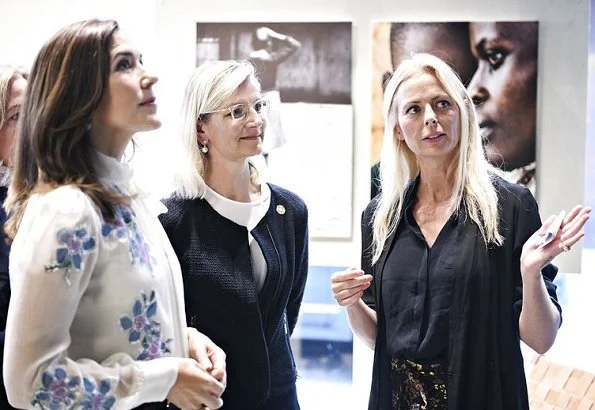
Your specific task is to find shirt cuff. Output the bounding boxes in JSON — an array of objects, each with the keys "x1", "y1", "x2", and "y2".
[{"x1": 134, "y1": 357, "x2": 179, "y2": 405}]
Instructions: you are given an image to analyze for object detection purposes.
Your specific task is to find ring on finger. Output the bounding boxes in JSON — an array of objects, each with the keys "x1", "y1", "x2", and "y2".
[{"x1": 562, "y1": 243, "x2": 571, "y2": 252}]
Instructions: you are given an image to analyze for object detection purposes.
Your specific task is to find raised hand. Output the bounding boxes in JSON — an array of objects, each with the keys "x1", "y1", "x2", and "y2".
[
  {"x1": 331, "y1": 268, "x2": 373, "y2": 307},
  {"x1": 521, "y1": 205, "x2": 591, "y2": 277}
]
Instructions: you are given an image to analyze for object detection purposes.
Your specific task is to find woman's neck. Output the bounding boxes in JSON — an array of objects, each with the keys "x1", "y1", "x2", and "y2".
[
  {"x1": 205, "y1": 158, "x2": 260, "y2": 203},
  {"x1": 90, "y1": 127, "x2": 132, "y2": 161},
  {"x1": 417, "y1": 161, "x2": 456, "y2": 205}
]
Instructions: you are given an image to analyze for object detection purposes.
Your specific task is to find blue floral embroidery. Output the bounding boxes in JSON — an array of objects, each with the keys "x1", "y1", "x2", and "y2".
[
  {"x1": 31, "y1": 368, "x2": 116, "y2": 410},
  {"x1": 80, "y1": 378, "x2": 116, "y2": 410},
  {"x1": 44, "y1": 226, "x2": 96, "y2": 286},
  {"x1": 119, "y1": 290, "x2": 172, "y2": 360},
  {"x1": 138, "y1": 328, "x2": 172, "y2": 360},
  {"x1": 102, "y1": 204, "x2": 156, "y2": 273},
  {"x1": 32, "y1": 367, "x2": 80, "y2": 409}
]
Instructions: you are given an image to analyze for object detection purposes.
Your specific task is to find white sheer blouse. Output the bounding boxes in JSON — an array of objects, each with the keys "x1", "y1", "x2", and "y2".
[{"x1": 3, "y1": 152, "x2": 189, "y2": 409}]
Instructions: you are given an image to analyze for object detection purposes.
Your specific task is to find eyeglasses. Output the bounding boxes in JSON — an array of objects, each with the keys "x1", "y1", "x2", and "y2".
[{"x1": 204, "y1": 98, "x2": 269, "y2": 122}]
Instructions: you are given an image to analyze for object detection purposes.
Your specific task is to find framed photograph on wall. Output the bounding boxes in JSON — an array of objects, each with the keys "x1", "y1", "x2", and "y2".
[
  {"x1": 371, "y1": 21, "x2": 539, "y2": 199},
  {"x1": 197, "y1": 22, "x2": 353, "y2": 239}
]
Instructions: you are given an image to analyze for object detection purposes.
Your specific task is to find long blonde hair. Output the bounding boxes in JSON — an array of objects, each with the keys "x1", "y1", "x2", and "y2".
[
  {"x1": 172, "y1": 60, "x2": 262, "y2": 199},
  {"x1": 372, "y1": 53, "x2": 503, "y2": 264}
]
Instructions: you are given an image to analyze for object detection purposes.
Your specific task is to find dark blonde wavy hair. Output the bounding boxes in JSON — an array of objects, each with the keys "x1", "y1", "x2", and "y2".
[
  {"x1": 0, "y1": 65, "x2": 28, "y2": 129},
  {"x1": 4, "y1": 19, "x2": 127, "y2": 240}
]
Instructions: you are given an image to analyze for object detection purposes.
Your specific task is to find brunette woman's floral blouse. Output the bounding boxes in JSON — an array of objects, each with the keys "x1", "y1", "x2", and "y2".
[{"x1": 4, "y1": 152, "x2": 188, "y2": 409}]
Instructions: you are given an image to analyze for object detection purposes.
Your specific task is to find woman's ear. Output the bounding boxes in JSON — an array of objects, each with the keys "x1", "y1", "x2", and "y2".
[
  {"x1": 395, "y1": 126, "x2": 405, "y2": 141},
  {"x1": 196, "y1": 121, "x2": 207, "y2": 145},
  {"x1": 381, "y1": 71, "x2": 392, "y2": 92}
]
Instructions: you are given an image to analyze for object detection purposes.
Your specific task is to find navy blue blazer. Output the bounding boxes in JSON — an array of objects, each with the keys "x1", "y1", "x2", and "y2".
[{"x1": 160, "y1": 184, "x2": 308, "y2": 409}]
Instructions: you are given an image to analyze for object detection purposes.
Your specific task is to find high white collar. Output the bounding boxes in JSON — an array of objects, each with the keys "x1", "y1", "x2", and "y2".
[{"x1": 93, "y1": 150, "x2": 133, "y2": 186}]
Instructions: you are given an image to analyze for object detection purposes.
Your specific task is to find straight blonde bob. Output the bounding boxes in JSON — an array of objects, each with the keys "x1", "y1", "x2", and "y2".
[{"x1": 171, "y1": 60, "x2": 262, "y2": 199}]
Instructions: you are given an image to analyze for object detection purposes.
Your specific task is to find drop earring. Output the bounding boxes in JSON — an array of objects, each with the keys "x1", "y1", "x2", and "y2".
[{"x1": 200, "y1": 144, "x2": 208, "y2": 154}]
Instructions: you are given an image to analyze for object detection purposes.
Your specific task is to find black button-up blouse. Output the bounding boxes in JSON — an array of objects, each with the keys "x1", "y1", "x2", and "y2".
[{"x1": 381, "y1": 196, "x2": 459, "y2": 362}]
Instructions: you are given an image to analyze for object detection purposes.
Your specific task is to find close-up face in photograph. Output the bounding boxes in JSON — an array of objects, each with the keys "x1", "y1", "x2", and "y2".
[
  {"x1": 390, "y1": 23, "x2": 477, "y2": 86},
  {"x1": 468, "y1": 22, "x2": 538, "y2": 171},
  {"x1": 200, "y1": 77, "x2": 267, "y2": 163},
  {"x1": 0, "y1": 73, "x2": 26, "y2": 165},
  {"x1": 92, "y1": 32, "x2": 161, "y2": 140},
  {"x1": 395, "y1": 71, "x2": 460, "y2": 165}
]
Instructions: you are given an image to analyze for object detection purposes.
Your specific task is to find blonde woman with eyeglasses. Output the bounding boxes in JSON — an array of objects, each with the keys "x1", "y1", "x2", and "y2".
[{"x1": 160, "y1": 60, "x2": 308, "y2": 410}]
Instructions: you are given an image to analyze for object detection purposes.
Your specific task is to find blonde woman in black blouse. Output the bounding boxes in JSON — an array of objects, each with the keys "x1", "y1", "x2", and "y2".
[{"x1": 331, "y1": 53, "x2": 589, "y2": 410}]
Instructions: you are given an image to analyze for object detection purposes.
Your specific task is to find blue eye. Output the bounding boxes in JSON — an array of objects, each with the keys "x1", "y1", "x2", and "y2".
[
  {"x1": 230, "y1": 105, "x2": 248, "y2": 119},
  {"x1": 116, "y1": 59, "x2": 132, "y2": 71},
  {"x1": 406, "y1": 106, "x2": 419, "y2": 114},
  {"x1": 436, "y1": 100, "x2": 451, "y2": 108},
  {"x1": 254, "y1": 99, "x2": 267, "y2": 114}
]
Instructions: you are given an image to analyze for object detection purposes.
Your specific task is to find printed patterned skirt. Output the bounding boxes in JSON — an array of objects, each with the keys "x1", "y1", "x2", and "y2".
[{"x1": 390, "y1": 357, "x2": 448, "y2": 410}]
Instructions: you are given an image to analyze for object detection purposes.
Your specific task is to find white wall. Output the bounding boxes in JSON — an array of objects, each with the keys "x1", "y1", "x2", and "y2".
[
  {"x1": 0, "y1": 0, "x2": 590, "y2": 404},
  {"x1": 0, "y1": 0, "x2": 157, "y2": 64}
]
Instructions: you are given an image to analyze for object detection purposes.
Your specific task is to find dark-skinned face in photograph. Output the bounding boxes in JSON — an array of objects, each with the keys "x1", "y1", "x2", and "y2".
[{"x1": 468, "y1": 22, "x2": 538, "y2": 171}]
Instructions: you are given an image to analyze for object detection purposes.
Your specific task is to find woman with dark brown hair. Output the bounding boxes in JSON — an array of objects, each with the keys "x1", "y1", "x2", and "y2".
[{"x1": 2, "y1": 19, "x2": 226, "y2": 410}]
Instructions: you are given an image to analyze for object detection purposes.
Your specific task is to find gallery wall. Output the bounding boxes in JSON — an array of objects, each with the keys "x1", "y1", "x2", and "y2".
[
  {"x1": 0, "y1": 0, "x2": 588, "y2": 269},
  {"x1": 150, "y1": 0, "x2": 589, "y2": 274}
]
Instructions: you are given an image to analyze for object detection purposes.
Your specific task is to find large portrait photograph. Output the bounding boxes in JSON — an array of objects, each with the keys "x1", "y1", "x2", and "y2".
[
  {"x1": 371, "y1": 21, "x2": 539, "y2": 198},
  {"x1": 197, "y1": 22, "x2": 353, "y2": 238}
]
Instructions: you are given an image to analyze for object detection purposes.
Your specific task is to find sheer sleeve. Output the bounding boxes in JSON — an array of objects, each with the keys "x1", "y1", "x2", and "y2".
[{"x1": 4, "y1": 187, "x2": 178, "y2": 409}]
